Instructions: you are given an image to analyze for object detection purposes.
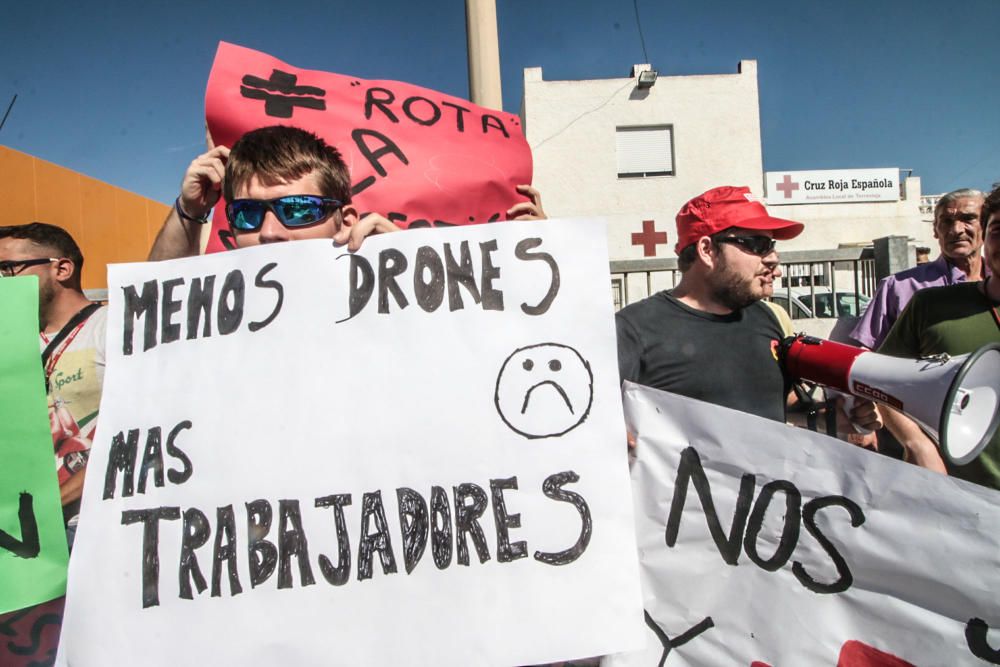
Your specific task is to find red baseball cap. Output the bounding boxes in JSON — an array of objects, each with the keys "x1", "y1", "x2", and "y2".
[{"x1": 674, "y1": 185, "x2": 804, "y2": 254}]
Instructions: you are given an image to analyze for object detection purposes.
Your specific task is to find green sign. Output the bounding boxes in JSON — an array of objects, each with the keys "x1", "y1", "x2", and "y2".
[{"x1": 0, "y1": 276, "x2": 69, "y2": 614}]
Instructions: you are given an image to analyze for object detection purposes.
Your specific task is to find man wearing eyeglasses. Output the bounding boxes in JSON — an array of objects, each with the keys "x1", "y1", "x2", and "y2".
[
  {"x1": 149, "y1": 125, "x2": 546, "y2": 260},
  {"x1": 616, "y1": 186, "x2": 881, "y2": 434},
  {"x1": 0, "y1": 223, "x2": 107, "y2": 534}
]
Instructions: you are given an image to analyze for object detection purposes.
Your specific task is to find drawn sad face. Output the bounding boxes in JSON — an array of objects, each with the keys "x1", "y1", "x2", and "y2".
[{"x1": 494, "y1": 343, "x2": 594, "y2": 439}]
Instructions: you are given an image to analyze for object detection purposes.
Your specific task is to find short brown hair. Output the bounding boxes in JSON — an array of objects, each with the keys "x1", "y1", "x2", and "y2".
[
  {"x1": 676, "y1": 243, "x2": 698, "y2": 272},
  {"x1": 983, "y1": 183, "x2": 1000, "y2": 229},
  {"x1": 676, "y1": 230, "x2": 731, "y2": 272},
  {"x1": 223, "y1": 126, "x2": 352, "y2": 204}
]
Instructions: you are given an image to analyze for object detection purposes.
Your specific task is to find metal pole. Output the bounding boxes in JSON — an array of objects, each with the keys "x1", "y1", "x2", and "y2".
[{"x1": 465, "y1": 0, "x2": 503, "y2": 109}]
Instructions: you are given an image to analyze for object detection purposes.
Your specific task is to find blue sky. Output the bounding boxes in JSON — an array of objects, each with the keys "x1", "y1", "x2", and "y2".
[{"x1": 2, "y1": 0, "x2": 997, "y2": 205}]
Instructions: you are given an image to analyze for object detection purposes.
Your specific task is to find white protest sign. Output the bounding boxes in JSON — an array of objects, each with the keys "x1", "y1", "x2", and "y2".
[
  {"x1": 58, "y1": 219, "x2": 644, "y2": 666},
  {"x1": 608, "y1": 382, "x2": 1000, "y2": 666}
]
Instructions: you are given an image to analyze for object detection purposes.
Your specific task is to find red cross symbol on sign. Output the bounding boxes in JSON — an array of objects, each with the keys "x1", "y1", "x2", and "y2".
[
  {"x1": 775, "y1": 174, "x2": 800, "y2": 199},
  {"x1": 631, "y1": 220, "x2": 668, "y2": 257}
]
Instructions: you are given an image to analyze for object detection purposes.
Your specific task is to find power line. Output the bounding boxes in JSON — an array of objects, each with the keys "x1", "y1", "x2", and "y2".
[
  {"x1": 530, "y1": 80, "x2": 635, "y2": 152},
  {"x1": 0, "y1": 94, "x2": 16, "y2": 134},
  {"x1": 633, "y1": 0, "x2": 650, "y2": 64},
  {"x1": 950, "y1": 142, "x2": 1000, "y2": 184}
]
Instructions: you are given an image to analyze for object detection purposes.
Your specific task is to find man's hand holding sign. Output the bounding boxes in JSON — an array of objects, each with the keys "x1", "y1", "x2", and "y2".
[
  {"x1": 150, "y1": 42, "x2": 538, "y2": 260},
  {"x1": 61, "y1": 218, "x2": 645, "y2": 665},
  {"x1": 508, "y1": 184, "x2": 547, "y2": 221},
  {"x1": 151, "y1": 129, "x2": 404, "y2": 259},
  {"x1": 149, "y1": 145, "x2": 230, "y2": 260}
]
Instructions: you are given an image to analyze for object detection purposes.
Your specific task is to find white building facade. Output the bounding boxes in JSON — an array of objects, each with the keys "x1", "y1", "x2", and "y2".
[{"x1": 521, "y1": 62, "x2": 935, "y2": 303}]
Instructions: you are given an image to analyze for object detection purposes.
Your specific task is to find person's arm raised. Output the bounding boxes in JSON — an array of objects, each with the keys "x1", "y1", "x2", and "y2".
[{"x1": 148, "y1": 146, "x2": 230, "y2": 261}]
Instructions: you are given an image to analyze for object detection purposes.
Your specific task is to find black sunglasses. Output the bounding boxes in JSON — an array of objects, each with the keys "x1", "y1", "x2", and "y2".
[
  {"x1": 715, "y1": 235, "x2": 777, "y2": 257},
  {"x1": 226, "y1": 195, "x2": 342, "y2": 231},
  {"x1": 0, "y1": 257, "x2": 58, "y2": 277}
]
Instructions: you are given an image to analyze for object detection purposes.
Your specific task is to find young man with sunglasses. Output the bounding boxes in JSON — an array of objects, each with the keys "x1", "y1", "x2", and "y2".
[
  {"x1": 149, "y1": 125, "x2": 546, "y2": 260},
  {"x1": 616, "y1": 186, "x2": 881, "y2": 433},
  {"x1": 0, "y1": 223, "x2": 106, "y2": 532},
  {"x1": 616, "y1": 186, "x2": 800, "y2": 422},
  {"x1": 149, "y1": 125, "x2": 401, "y2": 259}
]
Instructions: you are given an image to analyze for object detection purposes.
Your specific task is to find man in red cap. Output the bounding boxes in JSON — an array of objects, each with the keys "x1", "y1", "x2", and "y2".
[{"x1": 616, "y1": 185, "x2": 808, "y2": 422}]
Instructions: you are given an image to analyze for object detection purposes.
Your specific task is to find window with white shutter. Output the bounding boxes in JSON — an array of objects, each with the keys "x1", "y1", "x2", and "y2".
[{"x1": 616, "y1": 126, "x2": 674, "y2": 177}]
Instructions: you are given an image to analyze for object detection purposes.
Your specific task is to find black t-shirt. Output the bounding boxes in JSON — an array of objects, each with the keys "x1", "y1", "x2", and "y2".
[{"x1": 616, "y1": 291, "x2": 790, "y2": 422}]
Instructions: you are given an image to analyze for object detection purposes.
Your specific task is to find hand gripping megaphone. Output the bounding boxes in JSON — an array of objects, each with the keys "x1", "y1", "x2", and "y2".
[{"x1": 778, "y1": 335, "x2": 1000, "y2": 465}]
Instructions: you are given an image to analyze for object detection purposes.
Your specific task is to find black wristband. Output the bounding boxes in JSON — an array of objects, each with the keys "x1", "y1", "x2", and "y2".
[{"x1": 175, "y1": 197, "x2": 210, "y2": 224}]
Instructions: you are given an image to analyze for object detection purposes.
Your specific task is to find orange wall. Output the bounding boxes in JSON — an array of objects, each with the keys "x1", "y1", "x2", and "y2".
[{"x1": 0, "y1": 145, "x2": 170, "y2": 290}]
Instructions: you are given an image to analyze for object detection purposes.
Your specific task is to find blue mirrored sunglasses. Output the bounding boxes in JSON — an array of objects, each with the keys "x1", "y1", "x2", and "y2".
[{"x1": 226, "y1": 195, "x2": 342, "y2": 231}]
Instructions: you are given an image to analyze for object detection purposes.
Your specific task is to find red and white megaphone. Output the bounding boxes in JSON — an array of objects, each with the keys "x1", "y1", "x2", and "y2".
[{"x1": 779, "y1": 335, "x2": 1000, "y2": 465}]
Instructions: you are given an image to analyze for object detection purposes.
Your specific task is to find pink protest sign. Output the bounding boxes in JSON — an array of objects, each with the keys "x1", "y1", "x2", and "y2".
[{"x1": 204, "y1": 42, "x2": 533, "y2": 253}]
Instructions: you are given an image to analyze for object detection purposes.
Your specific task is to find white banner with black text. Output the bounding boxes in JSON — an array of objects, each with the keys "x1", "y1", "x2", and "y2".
[{"x1": 608, "y1": 381, "x2": 1000, "y2": 667}]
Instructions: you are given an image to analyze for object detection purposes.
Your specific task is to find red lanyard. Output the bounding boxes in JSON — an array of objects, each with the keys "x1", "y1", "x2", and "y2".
[{"x1": 42, "y1": 321, "x2": 87, "y2": 383}]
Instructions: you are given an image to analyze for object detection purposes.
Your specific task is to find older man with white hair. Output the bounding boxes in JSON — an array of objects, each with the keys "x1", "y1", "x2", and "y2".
[{"x1": 851, "y1": 188, "x2": 987, "y2": 349}]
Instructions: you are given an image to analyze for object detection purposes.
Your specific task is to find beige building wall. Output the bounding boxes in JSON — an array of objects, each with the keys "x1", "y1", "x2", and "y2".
[
  {"x1": 767, "y1": 176, "x2": 933, "y2": 253},
  {"x1": 522, "y1": 61, "x2": 765, "y2": 260},
  {"x1": 521, "y1": 64, "x2": 931, "y2": 269},
  {"x1": 0, "y1": 145, "x2": 169, "y2": 290}
]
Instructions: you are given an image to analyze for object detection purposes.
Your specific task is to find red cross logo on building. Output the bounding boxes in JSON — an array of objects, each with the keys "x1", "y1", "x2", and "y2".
[
  {"x1": 775, "y1": 174, "x2": 800, "y2": 199},
  {"x1": 631, "y1": 220, "x2": 668, "y2": 257}
]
